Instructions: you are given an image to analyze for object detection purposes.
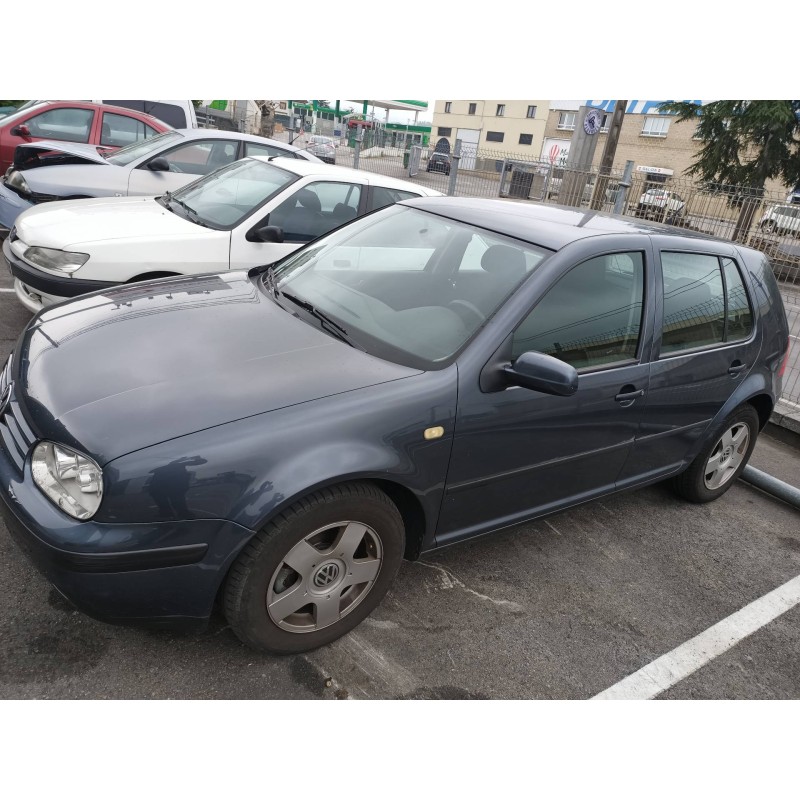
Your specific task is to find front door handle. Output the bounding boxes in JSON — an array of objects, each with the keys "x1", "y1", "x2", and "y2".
[{"x1": 615, "y1": 386, "x2": 645, "y2": 406}]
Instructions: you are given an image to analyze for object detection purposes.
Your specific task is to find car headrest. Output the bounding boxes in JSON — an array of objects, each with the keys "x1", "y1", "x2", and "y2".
[
  {"x1": 480, "y1": 245, "x2": 527, "y2": 280},
  {"x1": 297, "y1": 189, "x2": 321, "y2": 212}
]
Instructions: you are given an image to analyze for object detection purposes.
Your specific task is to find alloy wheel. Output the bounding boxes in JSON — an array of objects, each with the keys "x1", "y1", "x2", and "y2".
[
  {"x1": 266, "y1": 520, "x2": 383, "y2": 633},
  {"x1": 703, "y1": 422, "x2": 751, "y2": 490}
]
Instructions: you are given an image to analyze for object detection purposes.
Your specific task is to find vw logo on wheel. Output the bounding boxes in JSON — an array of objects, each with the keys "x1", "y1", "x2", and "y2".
[{"x1": 313, "y1": 563, "x2": 340, "y2": 588}]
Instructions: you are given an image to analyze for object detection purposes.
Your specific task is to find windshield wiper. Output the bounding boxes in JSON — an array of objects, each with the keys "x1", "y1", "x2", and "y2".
[
  {"x1": 280, "y1": 291, "x2": 359, "y2": 348},
  {"x1": 161, "y1": 191, "x2": 211, "y2": 228}
]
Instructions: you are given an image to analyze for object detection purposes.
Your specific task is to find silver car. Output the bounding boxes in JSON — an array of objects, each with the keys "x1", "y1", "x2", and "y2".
[{"x1": 0, "y1": 128, "x2": 322, "y2": 231}]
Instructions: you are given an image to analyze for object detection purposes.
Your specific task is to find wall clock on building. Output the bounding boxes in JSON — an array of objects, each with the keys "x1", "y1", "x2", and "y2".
[{"x1": 583, "y1": 108, "x2": 602, "y2": 135}]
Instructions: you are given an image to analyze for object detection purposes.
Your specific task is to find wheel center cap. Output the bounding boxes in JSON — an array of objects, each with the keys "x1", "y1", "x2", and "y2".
[{"x1": 312, "y1": 561, "x2": 341, "y2": 589}]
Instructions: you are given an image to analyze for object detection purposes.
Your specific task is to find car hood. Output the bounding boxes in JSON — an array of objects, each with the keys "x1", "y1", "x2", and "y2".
[
  {"x1": 15, "y1": 196, "x2": 207, "y2": 249},
  {"x1": 16, "y1": 272, "x2": 420, "y2": 465},
  {"x1": 14, "y1": 140, "x2": 111, "y2": 167}
]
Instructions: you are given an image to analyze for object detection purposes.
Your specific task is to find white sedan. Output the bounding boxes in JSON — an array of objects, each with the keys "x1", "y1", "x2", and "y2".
[
  {"x1": 0, "y1": 128, "x2": 322, "y2": 231},
  {"x1": 3, "y1": 157, "x2": 442, "y2": 312}
]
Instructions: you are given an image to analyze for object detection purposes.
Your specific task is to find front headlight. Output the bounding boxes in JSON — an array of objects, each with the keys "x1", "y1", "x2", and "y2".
[
  {"x1": 23, "y1": 246, "x2": 89, "y2": 273},
  {"x1": 4, "y1": 169, "x2": 30, "y2": 196},
  {"x1": 31, "y1": 442, "x2": 103, "y2": 520}
]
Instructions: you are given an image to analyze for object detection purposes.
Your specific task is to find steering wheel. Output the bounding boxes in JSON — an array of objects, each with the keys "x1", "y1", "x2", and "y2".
[{"x1": 447, "y1": 299, "x2": 487, "y2": 328}]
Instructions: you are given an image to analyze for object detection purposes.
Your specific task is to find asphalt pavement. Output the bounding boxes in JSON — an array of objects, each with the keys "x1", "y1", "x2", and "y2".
[{"x1": 0, "y1": 260, "x2": 799, "y2": 699}]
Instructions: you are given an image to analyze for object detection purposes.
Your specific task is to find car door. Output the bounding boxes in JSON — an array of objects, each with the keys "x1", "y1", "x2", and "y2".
[
  {"x1": 229, "y1": 179, "x2": 366, "y2": 270},
  {"x1": 127, "y1": 138, "x2": 241, "y2": 195},
  {"x1": 617, "y1": 240, "x2": 760, "y2": 486},
  {"x1": 437, "y1": 239, "x2": 655, "y2": 546}
]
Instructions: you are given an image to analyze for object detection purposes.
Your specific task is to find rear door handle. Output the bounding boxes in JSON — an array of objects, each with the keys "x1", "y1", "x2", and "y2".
[{"x1": 728, "y1": 362, "x2": 747, "y2": 377}]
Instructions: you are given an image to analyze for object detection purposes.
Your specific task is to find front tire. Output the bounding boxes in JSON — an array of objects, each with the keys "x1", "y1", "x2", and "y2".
[
  {"x1": 671, "y1": 405, "x2": 759, "y2": 503},
  {"x1": 224, "y1": 482, "x2": 405, "y2": 654}
]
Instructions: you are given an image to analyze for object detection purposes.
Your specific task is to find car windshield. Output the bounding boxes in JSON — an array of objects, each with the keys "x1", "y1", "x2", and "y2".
[
  {"x1": 0, "y1": 104, "x2": 49, "y2": 127},
  {"x1": 272, "y1": 205, "x2": 551, "y2": 369},
  {"x1": 166, "y1": 158, "x2": 298, "y2": 229},
  {"x1": 106, "y1": 131, "x2": 183, "y2": 165}
]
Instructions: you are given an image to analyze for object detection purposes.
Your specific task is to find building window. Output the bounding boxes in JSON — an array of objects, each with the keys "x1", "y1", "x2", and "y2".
[
  {"x1": 468, "y1": 103, "x2": 477, "y2": 115},
  {"x1": 496, "y1": 104, "x2": 505, "y2": 117},
  {"x1": 600, "y1": 113, "x2": 610, "y2": 133},
  {"x1": 437, "y1": 127, "x2": 452, "y2": 137},
  {"x1": 526, "y1": 105, "x2": 537, "y2": 118},
  {"x1": 444, "y1": 102, "x2": 451, "y2": 113},
  {"x1": 641, "y1": 116, "x2": 670, "y2": 137},
  {"x1": 518, "y1": 133, "x2": 533, "y2": 145},
  {"x1": 486, "y1": 131, "x2": 504, "y2": 143},
  {"x1": 557, "y1": 112, "x2": 576, "y2": 131}
]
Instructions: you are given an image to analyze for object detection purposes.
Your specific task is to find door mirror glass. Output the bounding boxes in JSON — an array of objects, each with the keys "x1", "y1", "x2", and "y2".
[
  {"x1": 11, "y1": 124, "x2": 30, "y2": 136},
  {"x1": 504, "y1": 351, "x2": 579, "y2": 396}
]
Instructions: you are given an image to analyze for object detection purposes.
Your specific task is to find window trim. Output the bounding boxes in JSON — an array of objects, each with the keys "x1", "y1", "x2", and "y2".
[
  {"x1": 468, "y1": 103, "x2": 477, "y2": 115},
  {"x1": 526, "y1": 105, "x2": 537, "y2": 119},
  {"x1": 137, "y1": 137, "x2": 244, "y2": 171},
  {"x1": 444, "y1": 102, "x2": 452, "y2": 113},
  {"x1": 486, "y1": 131, "x2": 505, "y2": 143},
  {"x1": 496, "y1": 104, "x2": 505, "y2": 117},
  {"x1": 518, "y1": 133, "x2": 533, "y2": 146}
]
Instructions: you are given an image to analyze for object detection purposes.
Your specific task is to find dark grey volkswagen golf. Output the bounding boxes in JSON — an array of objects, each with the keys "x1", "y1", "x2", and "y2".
[{"x1": 0, "y1": 198, "x2": 790, "y2": 653}]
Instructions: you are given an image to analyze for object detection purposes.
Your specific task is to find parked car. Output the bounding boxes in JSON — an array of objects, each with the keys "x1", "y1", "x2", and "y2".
[
  {"x1": 426, "y1": 152, "x2": 451, "y2": 175},
  {"x1": 306, "y1": 135, "x2": 336, "y2": 164},
  {"x1": 0, "y1": 199, "x2": 789, "y2": 653},
  {"x1": 0, "y1": 128, "x2": 323, "y2": 232},
  {"x1": 15, "y1": 100, "x2": 198, "y2": 130},
  {"x1": 633, "y1": 188, "x2": 687, "y2": 223},
  {"x1": 0, "y1": 101, "x2": 172, "y2": 174},
  {"x1": 3, "y1": 157, "x2": 441, "y2": 312},
  {"x1": 546, "y1": 174, "x2": 619, "y2": 205},
  {"x1": 760, "y1": 203, "x2": 800, "y2": 236}
]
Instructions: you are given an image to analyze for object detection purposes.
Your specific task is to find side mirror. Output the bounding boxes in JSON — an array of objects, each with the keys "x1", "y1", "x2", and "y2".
[
  {"x1": 11, "y1": 124, "x2": 31, "y2": 137},
  {"x1": 247, "y1": 225, "x2": 284, "y2": 244},
  {"x1": 503, "y1": 351, "x2": 578, "y2": 396},
  {"x1": 147, "y1": 157, "x2": 170, "y2": 172}
]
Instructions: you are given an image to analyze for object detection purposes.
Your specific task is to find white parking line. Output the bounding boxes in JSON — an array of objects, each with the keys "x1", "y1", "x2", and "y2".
[
  {"x1": 0, "y1": 288, "x2": 15, "y2": 293},
  {"x1": 592, "y1": 574, "x2": 800, "y2": 700}
]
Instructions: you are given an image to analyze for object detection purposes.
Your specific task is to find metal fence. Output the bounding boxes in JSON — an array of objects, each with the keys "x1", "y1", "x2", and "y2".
[{"x1": 271, "y1": 129, "x2": 800, "y2": 407}]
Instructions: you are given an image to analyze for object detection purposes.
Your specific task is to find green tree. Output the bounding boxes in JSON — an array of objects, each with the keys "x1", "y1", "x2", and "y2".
[{"x1": 658, "y1": 100, "x2": 800, "y2": 240}]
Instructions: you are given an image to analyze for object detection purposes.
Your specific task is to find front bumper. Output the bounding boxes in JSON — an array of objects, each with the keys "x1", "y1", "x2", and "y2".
[
  {"x1": 0, "y1": 385, "x2": 254, "y2": 629},
  {"x1": 3, "y1": 236, "x2": 116, "y2": 312}
]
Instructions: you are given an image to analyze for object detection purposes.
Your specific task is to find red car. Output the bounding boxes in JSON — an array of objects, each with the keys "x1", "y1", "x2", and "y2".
[{"x1": 0, "y1": 101, "x2": 171, "y2": 174}]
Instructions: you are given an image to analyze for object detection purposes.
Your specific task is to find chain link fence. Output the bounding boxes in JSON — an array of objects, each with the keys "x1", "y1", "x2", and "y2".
[{"x1": 270, "y1": 129, "x2": 800, "y2": 407}]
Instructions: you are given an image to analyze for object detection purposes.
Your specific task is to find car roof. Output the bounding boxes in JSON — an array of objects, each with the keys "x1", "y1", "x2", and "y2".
[
  {"x1": 399, "y1": 196, "x2": 723, "y2": 250},
  {"x1": 169, "y1": 127, "x2": 308, "y2": 153},
  {"x1": 250, "y1": 156, "x2": 441, "y2": 194},
  {"x1": 0, "y1": 100, "x2": 170, "y2": 128}
]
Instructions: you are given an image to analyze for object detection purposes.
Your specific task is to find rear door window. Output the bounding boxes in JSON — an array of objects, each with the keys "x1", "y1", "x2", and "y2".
[
  {"x1": 101, "y1": 112, "x2": 161, "y2": 147},
  {"x1": 660, "y1": 251, "x2": 752, "y2": 355}
]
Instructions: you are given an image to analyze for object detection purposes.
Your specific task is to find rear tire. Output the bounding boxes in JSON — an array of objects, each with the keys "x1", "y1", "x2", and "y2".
[
  {"x1": 671, "y1": 405, "x2": 759, "y2": 503},
  {"x1": 224, "y1": 482, "x2": 405, "y2": 654}
]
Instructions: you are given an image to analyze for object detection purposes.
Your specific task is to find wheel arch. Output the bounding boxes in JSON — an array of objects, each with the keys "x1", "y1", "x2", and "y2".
[
  {"x1": 746, "y1": 393, "x2": 774, "y2": 431},
  {"x1": 126, "y1": 270, "x2": 182, "y2": 283}
]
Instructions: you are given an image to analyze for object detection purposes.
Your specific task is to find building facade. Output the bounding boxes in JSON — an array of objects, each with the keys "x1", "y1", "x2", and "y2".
[{"x1": 430, "y1": 99, "x2": 550, "y2": 162}]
